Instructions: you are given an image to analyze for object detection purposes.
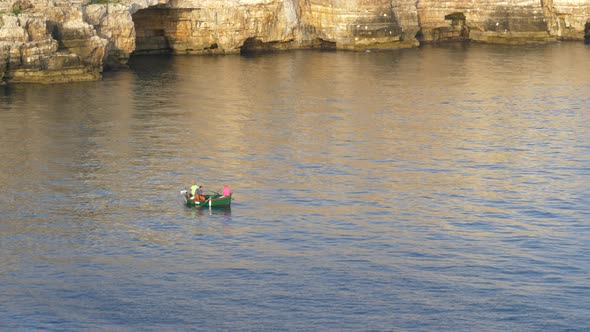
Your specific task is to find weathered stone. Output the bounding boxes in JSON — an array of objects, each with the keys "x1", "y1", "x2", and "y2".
[
  {"x1": 552, "y1": 0, "x2": 590, "y2": 40},
  {"x1": 0, "y1": 15, "x2": 29, "y2": 42},
  {"x1": 22, "y1": 15, "x2": 48, "y2": 41},
  {"x1": 84, "y1": 3, "x2": 136, "y2": 68},
  {"x1": 0, "y1": 0, "x2": 106, "y2": 83},
  {"x1": 417, "y1": 0, "x2": 557, "y2": 44},
  {"x1": 130, "y1": 0, "x2": 297, "y2": 55},
  {"x1": 6, "y1": 64, "x2": 101, "y2": 83},
  {"x1": 0, "y1": 43, "x2": 10, "y2": 82},
  {"x1": 1, "y1": 0, "x2": 590, "y2": 83},
  {"x1": 306, "y1": 0, "x2": 419, "y2": 50}
]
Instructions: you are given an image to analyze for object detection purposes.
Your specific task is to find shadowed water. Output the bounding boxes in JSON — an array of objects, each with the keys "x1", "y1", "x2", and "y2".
[{"x1": 1, "y1": 43, "x2": 589, "y2": 331}]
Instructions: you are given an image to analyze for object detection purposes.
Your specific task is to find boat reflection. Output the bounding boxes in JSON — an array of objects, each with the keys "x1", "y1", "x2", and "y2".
[{"x1": 186, "y1": 205, "x2": 232, "y2": 217}]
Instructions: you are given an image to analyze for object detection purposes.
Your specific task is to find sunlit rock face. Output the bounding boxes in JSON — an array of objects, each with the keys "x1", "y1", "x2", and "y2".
[
  {"x1": 0, "y1": 1, "x2": 106, "y2": 83},
  {"x1": 417, "y1": 0, "x2": 553, "y2": 44},
  {"x1": 130, "y1": 0, "x2": 297, "y2": 54},
  {"x1": 126, "y1": 0, "x2": 420, "y2": 54},
  {"x1": 1, "y1": 0, "x2": 590, "y2": 83},
  {"x1": 417, "y1": 0, "x2": 590, "y2": 44},
  {"x1": 306, "y1": 0, "x2": 420, "y2": 50},
  {"x1": 553, "y1": 0, "x2": 590, "y2": 40},
  {"x1": 84, "y1": 3, "x2": 138, "y2": 69}
]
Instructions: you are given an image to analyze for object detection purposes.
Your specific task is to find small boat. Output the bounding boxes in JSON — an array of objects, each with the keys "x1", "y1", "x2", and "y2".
[{"x1": 180, "y1": 190, "x2": 232, "y2": 208}]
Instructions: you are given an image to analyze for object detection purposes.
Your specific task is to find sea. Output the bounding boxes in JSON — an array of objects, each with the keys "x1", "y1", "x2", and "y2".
[{"x1": 1, "y1": 42, "x2": 589, "y2": 331}]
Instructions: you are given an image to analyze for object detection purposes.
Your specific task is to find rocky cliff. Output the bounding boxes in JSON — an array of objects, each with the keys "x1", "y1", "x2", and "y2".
[{"x1": 1, "y1": 0, "x2": 589, "y2": 83}]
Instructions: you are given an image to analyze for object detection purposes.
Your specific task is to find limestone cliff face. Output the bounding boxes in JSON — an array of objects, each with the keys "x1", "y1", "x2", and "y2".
[
  {"x1": 0, "y1": 0, "x2": 106, "y2": 83},
  {"x1": 304, "y1": 0, "x2": 419, "y2": 50},
  {"x1": 553, "y1": 0, "x2": 590, "y2": 39},
  {"x1": 125, "y1": 0, "x2": 420, "y2": 54},
  {"x1": 129, "y1": 0, "x2": 298, "y2": 54},
  {"x1": 417, "y1": 0, "x2": 590, "y2": 44},
  {"x1": 1, "y1": 0, "x2": 589, "y2": 83},
  {"x1": 84, "y1": 3, "x2": 136, "y2": 69},
  {"x1": 417, "y1": 0, "x2": 555, "y2": 43}
]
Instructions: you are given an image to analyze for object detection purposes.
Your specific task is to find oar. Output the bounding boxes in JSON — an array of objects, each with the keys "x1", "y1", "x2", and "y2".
[{"x1": 197, "y1": 196, "x2": 212, "y2": 208}]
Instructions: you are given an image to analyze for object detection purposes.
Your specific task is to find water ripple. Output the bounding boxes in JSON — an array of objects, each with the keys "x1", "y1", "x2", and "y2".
[{"x1": 1, "y1": 43, "x2": 589, "y2": 331}]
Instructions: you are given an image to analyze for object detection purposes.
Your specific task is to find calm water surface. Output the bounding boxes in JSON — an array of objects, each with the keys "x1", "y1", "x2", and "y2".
[{"x1": 1, "y1": 43, "x2": 589, "y2": 331}]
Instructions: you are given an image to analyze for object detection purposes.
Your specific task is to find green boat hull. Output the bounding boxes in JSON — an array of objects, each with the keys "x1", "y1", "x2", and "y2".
[{"x1": 184, "y1": 193, "x2": 232, "y2": 208}]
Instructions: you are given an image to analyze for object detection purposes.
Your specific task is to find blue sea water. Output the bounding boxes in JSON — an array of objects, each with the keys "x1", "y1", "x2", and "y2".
[{"x1": 1, "y1": 42, "x2": 589, "y2": 331}]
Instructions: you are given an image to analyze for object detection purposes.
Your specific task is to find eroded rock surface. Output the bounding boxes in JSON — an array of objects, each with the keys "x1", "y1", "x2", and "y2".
[
  {"x1": 0, "y1": 1, "x2": 106, "y2": 83},
  {"x1": 1, "y1": 0, "x2": 589, "y2": 83}
]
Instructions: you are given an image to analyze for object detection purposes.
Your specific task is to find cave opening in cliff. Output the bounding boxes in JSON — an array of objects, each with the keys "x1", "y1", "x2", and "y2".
[
  {"x1": 416, "y1": 12, "x2": 469, "y2": 43},
  {"x1": 240, "y1": 37, "x2": 336, "y2": 54},
  {"x1": 131, "y1": 6, "x2": 173, "y2": 55},
  {"x1": 240, "y1": 38, "x2": 284, "y2": 54}
]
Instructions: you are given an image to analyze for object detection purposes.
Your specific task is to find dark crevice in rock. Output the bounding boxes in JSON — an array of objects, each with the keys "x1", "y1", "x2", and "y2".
[{"x1": 132, "y1": 7, "x2": 173, "y2": 55}]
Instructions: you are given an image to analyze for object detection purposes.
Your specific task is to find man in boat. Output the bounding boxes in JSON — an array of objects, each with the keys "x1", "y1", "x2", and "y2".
[
  {"x1": 196, "y1": 185, "x2": 206, "y2": 201},
  {"x1": 222, "y1": 184, "x2": 232, "y2": 197},
  {"x1": 185, "y1": 182, "x2": 203, "y2": 202},
  {"x1": 190, "y1": 183, "x2": 199, "y2": 198}
]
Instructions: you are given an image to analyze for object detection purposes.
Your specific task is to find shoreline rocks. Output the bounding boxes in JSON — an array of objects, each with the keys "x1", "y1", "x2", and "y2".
[{"x1": 1, "y1": 0, "x2": 589, "y2": 83}]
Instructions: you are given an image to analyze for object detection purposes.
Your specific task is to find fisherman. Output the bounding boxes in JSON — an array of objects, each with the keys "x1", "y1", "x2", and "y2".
[
  {"x1": 222, "y1": 184, "x2": 232, "y2": 197},
  {"x1": 196, "y1": 185, "x2": 206, "y2": 201},
  {"x1": 190, "y1": 183, "x2": 199, "y2": 198}
]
